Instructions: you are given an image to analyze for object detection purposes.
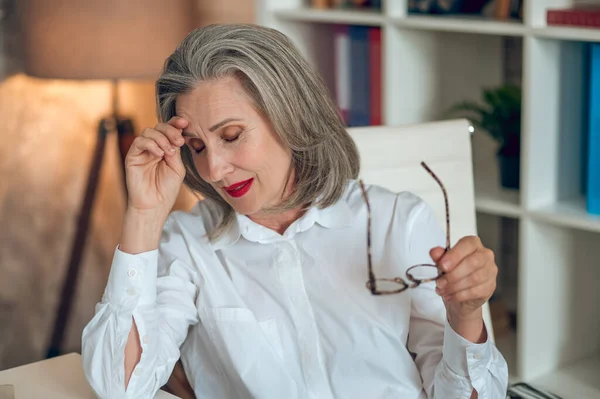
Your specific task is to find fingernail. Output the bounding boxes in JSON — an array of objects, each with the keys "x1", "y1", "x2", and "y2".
[
  {"x1": 170, "y1": 146, "x2": 176, "y2": 153},
  {"x1": 437, "y1": 278, "x2": 447, "y2": 289},
  {"x1": 441, "y1": 260, "x2": 450, "y2": 271}
]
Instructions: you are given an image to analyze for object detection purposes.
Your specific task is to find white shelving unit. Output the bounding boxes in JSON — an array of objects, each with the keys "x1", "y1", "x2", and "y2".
[{"x1": 258, "y1": 0, "x2": 600, "y2": 396}]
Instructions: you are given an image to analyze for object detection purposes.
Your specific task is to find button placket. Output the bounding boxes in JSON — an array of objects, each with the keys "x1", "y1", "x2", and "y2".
[{"x1": 277, "y1": 240, "x2": 334, "y2": 399}]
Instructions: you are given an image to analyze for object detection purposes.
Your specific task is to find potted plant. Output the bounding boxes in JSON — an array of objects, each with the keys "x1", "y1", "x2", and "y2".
[{"x1": 447, "y1": 83, "x2": 522, "y2": 189}]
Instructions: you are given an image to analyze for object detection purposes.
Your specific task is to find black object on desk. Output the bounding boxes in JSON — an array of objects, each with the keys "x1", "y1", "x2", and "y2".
[{"x1": 507, "y1": 382, "x2": 564, "y2": 399}]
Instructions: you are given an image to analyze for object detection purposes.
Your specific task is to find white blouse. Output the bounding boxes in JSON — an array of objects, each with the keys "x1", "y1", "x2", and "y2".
[{"x1": 82, "y1": 180, "x2": 508, "y2": 399}]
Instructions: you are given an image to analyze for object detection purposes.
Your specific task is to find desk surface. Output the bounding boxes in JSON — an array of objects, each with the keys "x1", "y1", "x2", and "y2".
[{"x1": 0, "y1": 353, "x2": 178, "y2": 399}]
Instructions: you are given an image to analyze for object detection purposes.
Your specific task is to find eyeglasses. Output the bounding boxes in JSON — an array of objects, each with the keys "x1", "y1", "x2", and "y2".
[{"x1": 358, "y1": 161, "x2": 450, "y2": 295}]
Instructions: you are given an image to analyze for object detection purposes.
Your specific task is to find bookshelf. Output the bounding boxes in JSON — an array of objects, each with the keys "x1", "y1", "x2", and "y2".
[{"x1": 258, "y1": 0, "x2": 600, "y2": 396}]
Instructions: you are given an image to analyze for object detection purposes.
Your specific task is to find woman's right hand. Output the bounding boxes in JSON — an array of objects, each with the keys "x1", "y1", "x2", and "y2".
[{"x1": 124, "y1": 117, "x2": 189, "y2": 221}]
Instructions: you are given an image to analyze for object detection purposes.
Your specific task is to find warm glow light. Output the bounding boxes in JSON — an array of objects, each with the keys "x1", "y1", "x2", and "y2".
[{"x1": 17, "y1": 0, "x2": 196, "y2": 80}]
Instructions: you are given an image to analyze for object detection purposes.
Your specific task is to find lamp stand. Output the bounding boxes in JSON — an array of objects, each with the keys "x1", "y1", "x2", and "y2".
[{"x1": 46, "y1": 80, "x2": 135, "y2": 358}]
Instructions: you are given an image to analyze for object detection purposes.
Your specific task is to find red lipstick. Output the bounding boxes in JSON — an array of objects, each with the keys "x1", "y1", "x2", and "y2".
[{"x1": 223, "y1": 178, "x2": 253, "y2": 198}]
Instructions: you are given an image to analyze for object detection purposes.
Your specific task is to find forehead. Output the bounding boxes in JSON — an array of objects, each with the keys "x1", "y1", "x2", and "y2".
[{"x1": 175, "y1": 76, "x2": 251, "y2": 118}]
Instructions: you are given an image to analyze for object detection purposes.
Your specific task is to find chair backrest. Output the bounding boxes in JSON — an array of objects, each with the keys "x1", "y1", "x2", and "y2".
[{"x1": 347, "y1": 118, "x2": 494, "y2": 342}]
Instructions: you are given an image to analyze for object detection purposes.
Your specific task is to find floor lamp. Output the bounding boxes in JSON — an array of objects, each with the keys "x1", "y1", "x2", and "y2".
[{"x1": 17, "y1": 0, "x2": 195, "y2": 359}]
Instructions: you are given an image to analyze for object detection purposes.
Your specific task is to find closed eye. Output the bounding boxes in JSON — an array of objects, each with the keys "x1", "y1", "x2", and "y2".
[
  {"x1": 224, "y1": 132, "x2": 242, "y2": 143},
  {"x1": 187, "y1": 129, "x2": 243, "y2": 155},
  {"x1": 192, "y1": 146, "x2": 204, "y2": 155},
  {"x1": 186, "y1": 138, "x2": 205, "y2": 154}
]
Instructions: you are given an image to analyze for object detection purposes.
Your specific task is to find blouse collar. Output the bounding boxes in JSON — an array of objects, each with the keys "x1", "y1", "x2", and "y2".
[{"x1": 211, "y1": 188, "x2": 354, "y2": 250}]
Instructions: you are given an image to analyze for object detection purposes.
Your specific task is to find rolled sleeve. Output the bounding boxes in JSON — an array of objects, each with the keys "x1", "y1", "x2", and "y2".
[
  {"x1": 442, "y1": 319, "x2": 492, "y2": 376},
  {"x1": 434, "y1": 317, "x2": 509, "y2": 398},
  {"x1": 102, "y1": 246, "x2": 159, "y2": 307},
  {"x1": 405, "y1": 196, "x2": 508, "y2": 398}
]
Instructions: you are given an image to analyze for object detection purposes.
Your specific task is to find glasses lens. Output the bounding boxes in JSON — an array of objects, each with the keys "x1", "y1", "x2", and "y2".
[
  {"x1": 370, "y1": 278, "x2": 406, "y2": 292},
  {"x1": 407, "y1": 265, "x2": 441, "y2": 282}
]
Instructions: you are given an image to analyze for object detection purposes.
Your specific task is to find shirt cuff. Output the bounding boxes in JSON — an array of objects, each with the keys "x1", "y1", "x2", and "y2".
[
  {"x1": 102, "y1": 246, "x2": 158, "y2": 307},
  {"x1": 442, "y1": 318, "x2": 493, "y2": 378}
]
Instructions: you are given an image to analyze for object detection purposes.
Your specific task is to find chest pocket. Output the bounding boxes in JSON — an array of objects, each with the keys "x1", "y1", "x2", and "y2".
[{"x1": 202, "y1": 307, "x2": 298, "y2": 399}]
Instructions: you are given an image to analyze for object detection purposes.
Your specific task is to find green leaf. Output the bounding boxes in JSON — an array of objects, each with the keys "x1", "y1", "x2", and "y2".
[{"x1": 444, "y1": 83, "x2": 522, "y2": 149}]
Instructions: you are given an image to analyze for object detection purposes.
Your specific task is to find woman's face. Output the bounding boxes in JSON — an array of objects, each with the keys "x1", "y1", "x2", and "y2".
[{"x1": 176, "y1": 76, "x2": 293, "y2": 216}]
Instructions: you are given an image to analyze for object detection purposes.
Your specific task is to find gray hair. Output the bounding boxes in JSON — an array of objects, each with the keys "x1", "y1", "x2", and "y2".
[{"x1": 155, "y1": 24, "x2": 360, "y2": 240}]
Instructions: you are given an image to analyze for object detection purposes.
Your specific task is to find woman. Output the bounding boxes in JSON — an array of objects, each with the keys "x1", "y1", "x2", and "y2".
[{"x1": 82, "y1": 24, "x2": 508, "y2": 398}]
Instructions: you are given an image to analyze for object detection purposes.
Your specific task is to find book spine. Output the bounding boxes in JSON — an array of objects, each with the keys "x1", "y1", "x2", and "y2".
[
  {"x1": 334, "y1": 25, "x2": 350, "y2": 125},
  {"x1": 348, "y1": 25, "x2": 370, "y2": 127},
  {"x1": 368, "y1": 27, "x2": 382, "y2": 126},
  {"x1": 547, "y1": 9, "x2": 600, "y2": 28},
  {"x1": 311, "y1": 0, "x2": 330, "y2": 9},
  {"x1": 587, "y1": 43, "x2": 600, "y2": 215}
]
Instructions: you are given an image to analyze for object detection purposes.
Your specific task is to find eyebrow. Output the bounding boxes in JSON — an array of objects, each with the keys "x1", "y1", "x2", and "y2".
[
  {"x1": 209, "y1": 118, "x2": 242, "y2": 132},
  {"x1": 181, "y1": 117, "x2": 242, "y2": 138}
]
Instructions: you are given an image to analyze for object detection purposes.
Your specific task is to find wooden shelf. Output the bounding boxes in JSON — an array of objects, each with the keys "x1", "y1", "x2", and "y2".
[
  {"x1": 275, "y1": 8, "x2": 600, "y2": 43},
  {"x1": 273, "y1": 8, "x2": 383, "y2": 26},
  {"x1": 531, "y1": 353, "x2": 600, "y2": 398},
  {"x1": 530, "y1": 197, "x2": 600, "y2": 233},
  {"x1": 474, "y1": 178, "x2": 521, "y2": 218},
  {"x1": 532, "y1": 25, "x2": 600, "y2": 43},
  {"x1": 393, "y1": 15, "x2": 526, "y2": 36},
  {"x1": 259, "y1": 0, "x2": 600, "y2": 392}
]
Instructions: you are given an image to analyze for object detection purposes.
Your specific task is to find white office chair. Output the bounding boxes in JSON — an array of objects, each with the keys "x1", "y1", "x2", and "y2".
[{"x1": 348, "y1": 118, "x2": 495, "y2": 343}]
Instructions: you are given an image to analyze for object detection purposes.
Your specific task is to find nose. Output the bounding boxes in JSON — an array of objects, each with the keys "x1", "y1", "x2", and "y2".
[{"x1": 204, "y1": 148, "x2": 234, "y2": 183}]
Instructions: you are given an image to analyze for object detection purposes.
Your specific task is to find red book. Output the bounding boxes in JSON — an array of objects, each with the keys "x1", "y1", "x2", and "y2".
[
  {"x1": 547, "y1": 6, "x2": 600, "y2": 28},
  {"x1": 368, "y1": 27, "x2": 382, "y2": 126}
]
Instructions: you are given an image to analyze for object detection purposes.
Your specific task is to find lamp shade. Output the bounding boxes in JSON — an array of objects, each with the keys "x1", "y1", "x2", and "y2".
[{"x1": 17, "y1": 0, "x2": 196, "y2": 80}]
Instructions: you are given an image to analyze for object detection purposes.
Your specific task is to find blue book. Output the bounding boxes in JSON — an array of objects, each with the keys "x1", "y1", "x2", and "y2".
[
  {"x1": 581, "y1": 44, "x2": 590, "y2": 197},
  {"x1": 348, "y1": 26, "x2": 370, "y2": 127},
  {"x1": 587, "y1": 43, "x2": 600, "y2": 215}
]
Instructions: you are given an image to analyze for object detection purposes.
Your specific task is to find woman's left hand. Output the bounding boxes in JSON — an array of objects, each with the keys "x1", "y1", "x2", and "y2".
[{"x1": 430, "y1": 236, "x2": 498, "y2": 321}]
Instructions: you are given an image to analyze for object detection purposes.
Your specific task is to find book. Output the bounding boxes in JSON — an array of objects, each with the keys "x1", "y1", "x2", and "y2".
[
  {"x1": 368, "y1": 27, "x2": 382, "y2": 126},
  {"x1": 311, "y1": 0, "x2": 331, "y2": 9},
  {"x1": 547, "y1": 6, "x2": 600, "y2": 28},
  {"x1": 348, "y1": 25, "x2": 370, "y2": 127},
  {"x1": 586, "y1": 43, "x2": 600, "y2": 215},
  {"x1": 333, "y1": 25, "x2": 351, "y2": 124}
]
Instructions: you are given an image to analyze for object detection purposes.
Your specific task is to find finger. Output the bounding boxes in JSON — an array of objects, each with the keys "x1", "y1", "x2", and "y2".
[
  {"x1": 168, "y1": 116, "x2": 189, "y2": 130},
  {"x1": 132, "y1": 137, "x2": 164, "y2": 158},
  {"x1": 429, "y1": 247, "x2": 445, "y2": 264},
  {"x1": 443, "y1": 279, "x2": 496, "y2": 303},
  {"x1": 141, "y1": 128, "x2": 178, "y2": 156},
  {"x1": 437, "y1": 248, "x2": 490, "y2": 289},
  {"x1": 438, "y1": 235, "x2": 482, "y2": 273},
  {"x1": 155, "y1": 122, "x2": 186, "y2": 147},
  {"x1": 438, "y1": 262, "x2": 494, "y2": 297},
  {"x1": 161, "y1": 143, "x2": 185, "y2": 174}
]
